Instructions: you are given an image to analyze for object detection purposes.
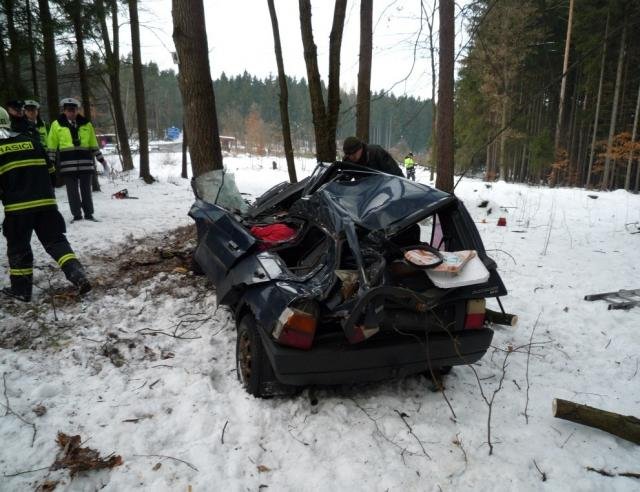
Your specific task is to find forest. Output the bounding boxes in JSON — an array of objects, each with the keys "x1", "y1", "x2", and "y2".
[
  {"x1": 455, "y1": 0, "x2": 640, "y2": 190},
  {"x1": 1, "y1": 0, "x2": 639, "y2": 190}
]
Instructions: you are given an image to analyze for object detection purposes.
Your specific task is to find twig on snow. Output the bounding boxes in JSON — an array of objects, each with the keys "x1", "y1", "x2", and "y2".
[
  {"x1": 221, "y1": 420, "x2": 228, "y2": 444},
  {"x1": 559, "y1": 430, "x2": 575, "y2": 449},
  {"x1": 533, "y1": 459, "x2": 547, "y2": 481},
  {"x1": 586, "y1": 466, "x2": 640, "y2": 479},
  {"x1": 452, "y1": 433, "x2": 468, "y2": 464},
  {"x1": 525, "y1": 313, "x2": 542, "y2": 424},
  {"x1": 3, "y1": 465, "x2": 50, "y2": 477},
  {"x1": 394, "y1": 410, "x2": 431, "y2": 460},
  {"x1": 1, "y1": 374, "x2": 37, "y2": 447},
  {"x1": 134, "y1": 454, "x2": 198, "y2": 471}
]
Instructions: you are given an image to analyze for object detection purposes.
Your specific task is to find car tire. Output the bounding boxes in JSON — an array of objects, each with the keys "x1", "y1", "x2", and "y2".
[{"x1": 236, "y1": 314, "x2": 296, "y2": 398}]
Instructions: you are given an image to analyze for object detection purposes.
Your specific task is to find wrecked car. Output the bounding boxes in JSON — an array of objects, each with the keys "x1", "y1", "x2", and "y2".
[{"x1": 189, "y1": 161, "x2": 507, "y2": 397}]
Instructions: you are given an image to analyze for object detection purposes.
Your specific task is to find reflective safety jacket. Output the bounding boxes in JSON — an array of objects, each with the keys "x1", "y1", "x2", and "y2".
[
  {"x1": 0, "y1": 134, "x2": 57, "y2": 214},
  {"x1": 47, "y1": 114, "x2": 103, "y2": 174},
  {"x1": 404, "y1": 156, "x2": 415, "y2": 169},
  {"x1": 35, "y1": 119, "x2": 48, "y2": 148}
]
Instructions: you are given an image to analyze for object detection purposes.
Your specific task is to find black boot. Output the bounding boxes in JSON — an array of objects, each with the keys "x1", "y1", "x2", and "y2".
[
  {"x1": 62, "y1": 261, "x2": 92, "y2": 295},
  {"x1": 2, "y1": 275, "x2": 33, "y2": 302}
]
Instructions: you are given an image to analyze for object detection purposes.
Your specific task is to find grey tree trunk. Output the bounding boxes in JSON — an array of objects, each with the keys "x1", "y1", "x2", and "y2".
[
  {"x1": 424, "y1": 1, "x2": 437, "y2": 181},
  {"x1": 624, "y1": 81, "x2": 640, "y2": 191},
  {"x1": 96, "y1": 0, "x2": 134, "y2": 172},
  {"x1": 267, "y1": 0, "x2": 297, "y2": 183},
  {"x1": 26, "y1": 0, "x2": 39, "y2": 99},
  {"x1": 37, "y1": 0, "x2": 59, "y2": 121},
  {"x1": 355, "y1": 0, "x2": 372, "y2": 142},
  {"x1": 299, "y1": 0, "x2": 347, "y2": 162},
  {"x1": 602, "y1": 22, "x2": 626, "y2": 190},
  {"x1": 436, "y1": 0, "x2": 454, "y2": 193},
  {"x1": 129, "y1": 0, "x2": 154, "y2": 184},
  {"x1": 172, "y1": 0, "x2": 223, "y2": 177},
  {"x1": 586, "y1": 10, "x2": 609, "y2": 188},
  {"x1": 6, "y1": 0, "x2": 25, "y2": 96},
  {"x1": 554, "y1": 0, "x2": 574, "y2": 152}
]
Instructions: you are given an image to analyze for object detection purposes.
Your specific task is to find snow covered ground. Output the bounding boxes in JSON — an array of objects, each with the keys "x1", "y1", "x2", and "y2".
[{"x1": 1, "y1": 152, "x2": 639, "y2": 491}]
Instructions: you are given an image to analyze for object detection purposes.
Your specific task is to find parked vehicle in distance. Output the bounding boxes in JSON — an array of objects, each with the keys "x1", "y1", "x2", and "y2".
[{"x1": 190, "y1": 161, "x2": 508, "y2": 397}]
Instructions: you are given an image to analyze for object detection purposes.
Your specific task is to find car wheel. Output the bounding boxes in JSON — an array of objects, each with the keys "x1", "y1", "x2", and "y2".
[{"x1": 236, "y1": 314, "x2": 296, "y2": 398}]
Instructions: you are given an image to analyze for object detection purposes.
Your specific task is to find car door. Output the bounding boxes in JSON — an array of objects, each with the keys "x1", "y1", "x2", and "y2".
[{"x1": 189, "y1": 199, "x2": 257, "y2": 286}]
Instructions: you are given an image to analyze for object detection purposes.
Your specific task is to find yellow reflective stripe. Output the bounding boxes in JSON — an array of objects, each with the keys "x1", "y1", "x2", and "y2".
[
  {"x1": 0, "y1": 158, "x2": 47, "y2": 175},
  {"x1": 9, "y1": 268, "x2": 33, "y2": 276},
  {"x1": 4, "y1": 198, "x2": 57, "y2": 212},
  {"x1": 57, "y1": 253, "x2": 77, "y2": 267}
]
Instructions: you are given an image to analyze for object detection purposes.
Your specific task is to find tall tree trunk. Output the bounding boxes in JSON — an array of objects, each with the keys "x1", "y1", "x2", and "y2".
[
  {"x1": 299, "y1": 0, "x2": 347, "y2": 162},
  {"x1": 624, "y1": 81, "x2": 640, "y2": 191},
  {"x1": 0, "y1": 23, "x2": 7, "y2": 88},
  {"x1": 436, "y1": 0, "x2": 454, "y2": 192},
  {"x1": 586, "y1": 9, "x2": 609, "y2": 188},
  {"x1": 172, "y1": 0, "x2": 223, "y2": 177},
  {"x1": 499, "y1": 91, "x2": 508, "y2": 181},
  {"x1": 424, "y1": 0, "x2": 437, "y2": 181},
  {"x1": 602, "y1": 22, "x2": 626, "y2": 190},
  {"x1": 67, "y1": 0, "x2": 100, "y2": 191},
  {"x1": 38, "y1": 0, "x2": 59, "y2": 121},
  {"x1": 6, "y1": 0, "x2": 25, "y2": 96},
  {"x1": 355, "y1": 0, "x2": 372, "y2": 142},
  {"x1": 553, "y1": 0, "x2": 574, "y2": 154},
  {"x1": 26, "y1": 0, "x2": 39, "y2": 99},
  {"x1": 267, "y1": 0, "x2": 297, "y2": 183},
  {"x1": 129, "y1": 0, "x2": 154, "y2": 183},
  {"x1": 181, "y1": 123, "x2": 188, "y2": 179},
  {"x1": 96, "y1": 0, "x2": 134, "y2": 172},
  {"x1": 70, "y1": 0, "x2": 91, "y2": 120}
]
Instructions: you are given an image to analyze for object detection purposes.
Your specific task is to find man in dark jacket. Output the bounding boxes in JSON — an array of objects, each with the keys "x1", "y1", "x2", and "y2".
[
  {"x1": 342, "y1": 136, "x2": 404, "y2": 177},
  {"x1": 0, "y1": 106, "x2": 91, "y2": 302}
]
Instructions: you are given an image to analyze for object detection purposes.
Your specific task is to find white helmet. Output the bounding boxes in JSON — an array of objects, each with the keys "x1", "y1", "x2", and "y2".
[
  {"x1": 60, "y1": 97, "x2": 80, "y2": 107},
  {"x1": 0, "y1": 107, "x2": 10, "y2": 129},
  {"x1": 24, "y1": 99, "x2": 40, "y2": 109}
]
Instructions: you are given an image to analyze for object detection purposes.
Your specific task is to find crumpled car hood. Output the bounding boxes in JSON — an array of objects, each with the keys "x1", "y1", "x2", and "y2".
[{"x1": 290, "y1": 173, "x2": 454, "y2": 235}]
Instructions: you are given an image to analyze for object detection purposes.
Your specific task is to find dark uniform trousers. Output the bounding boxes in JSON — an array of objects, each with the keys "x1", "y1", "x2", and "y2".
[
  {"x1": 3, "y1": 208, "x2": 83, "y2": 299},
  {"x1": 64, "y1": 172, "x2": 94, "y2": 218}
]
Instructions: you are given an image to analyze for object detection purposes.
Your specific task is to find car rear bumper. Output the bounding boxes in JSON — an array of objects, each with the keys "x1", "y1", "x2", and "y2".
[{"x1": 263, "y1": 328, "x2": 494, "y2": 386}]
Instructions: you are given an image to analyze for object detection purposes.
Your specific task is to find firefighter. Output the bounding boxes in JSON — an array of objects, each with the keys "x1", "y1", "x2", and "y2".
[
  {"x1": 23, "y1": 99, "x2": 48, "y2": 148},
  {"x1": 0, "y1": 106, "x2": 91, "y2": 302},
  {"x1": 47, "y1": 97, "x2": 107, "y2": 222},
  {"x1": 404, "y1": 152, "x2": 416, "y2": 181}
]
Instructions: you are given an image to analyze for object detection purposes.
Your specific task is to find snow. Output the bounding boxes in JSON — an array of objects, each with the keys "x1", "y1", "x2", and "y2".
[{"x1": 1, "y1": 154, "x2": 639, "y2": 491}]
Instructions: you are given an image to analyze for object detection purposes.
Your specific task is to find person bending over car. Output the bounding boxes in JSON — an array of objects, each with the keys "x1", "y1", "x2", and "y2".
[{"x1": 342, "y1": 136, "x2": 404, "y2": 177}]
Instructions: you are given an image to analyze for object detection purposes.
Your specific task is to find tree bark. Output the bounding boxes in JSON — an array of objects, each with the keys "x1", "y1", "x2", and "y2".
[
  {"x1": 602, "y1": 22, "x2": 626, "y2": 190},
  {"x1": 553, "y1": 398, "x2": 640, "y2": 445},
  {"x1": 129, "y1": 0, "x2": 154, "y2": 183},
  {"x1": 553, "y1": 0, "x2": 574, "y2": 155},
  {"x1": 299, "y1": 0, "x2": 347, "y2": 162},
  {"x1": 96, "y1": 0, "x2": 134, "y2": 172},
  {"x1": 267, "y1": 0, "x2": 297, "y2": 183},
  {"x1": 181, "y1": 122, "x2": 188, "y2": 179},
  {"x1": 26, "y1": 0, "x2": 39, "y2": 99},
  {"x1": 624, "y1": 81, "x2": 640, "y2": 191},
  {"x1": 585, "y1": 9, "x2": 609, "y2": 189},
  {"x1": 355, "y1": 0, "x2": 372, "y2": 142},
  {"x1": 6, "y1": 0, "x2": 25, "y2": 96},
  {"x1": 172, "y1": 0, "x2": 223, "y2": 177},
  {"x1": 424, "y1": 0, "x2": 437, "y2": 181},
  {"x1": 436, "y1": 0, "x2": 454, "y2": 192},
  {"x1": 38, "y1": 0, "x2": 59, "y2": 121}
]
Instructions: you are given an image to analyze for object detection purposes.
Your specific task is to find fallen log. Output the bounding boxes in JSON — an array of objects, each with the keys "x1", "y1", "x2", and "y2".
[
  {"x1": 485, "y1": 308, "x2": 518, "y2": 327},
  {"x1": 552, "y1": 398, "x2": 640, "y2": 445}
]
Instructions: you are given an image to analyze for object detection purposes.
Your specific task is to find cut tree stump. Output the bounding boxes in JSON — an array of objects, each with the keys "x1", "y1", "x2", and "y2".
[
  {"x1": 485, "y1": 308, "x2": 518, "y2": 327},
  {"x1": 552, "y1": 398, "x2": 640, "y2": 445}
]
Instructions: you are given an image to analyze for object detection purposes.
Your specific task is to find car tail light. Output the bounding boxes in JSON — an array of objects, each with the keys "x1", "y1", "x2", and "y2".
[
  {"x1": 272, "y1": 306, "x2": 317, "y2": 349},
  {"x1": 465, "y1": 299, "x2": 485, "y2": 329}
]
